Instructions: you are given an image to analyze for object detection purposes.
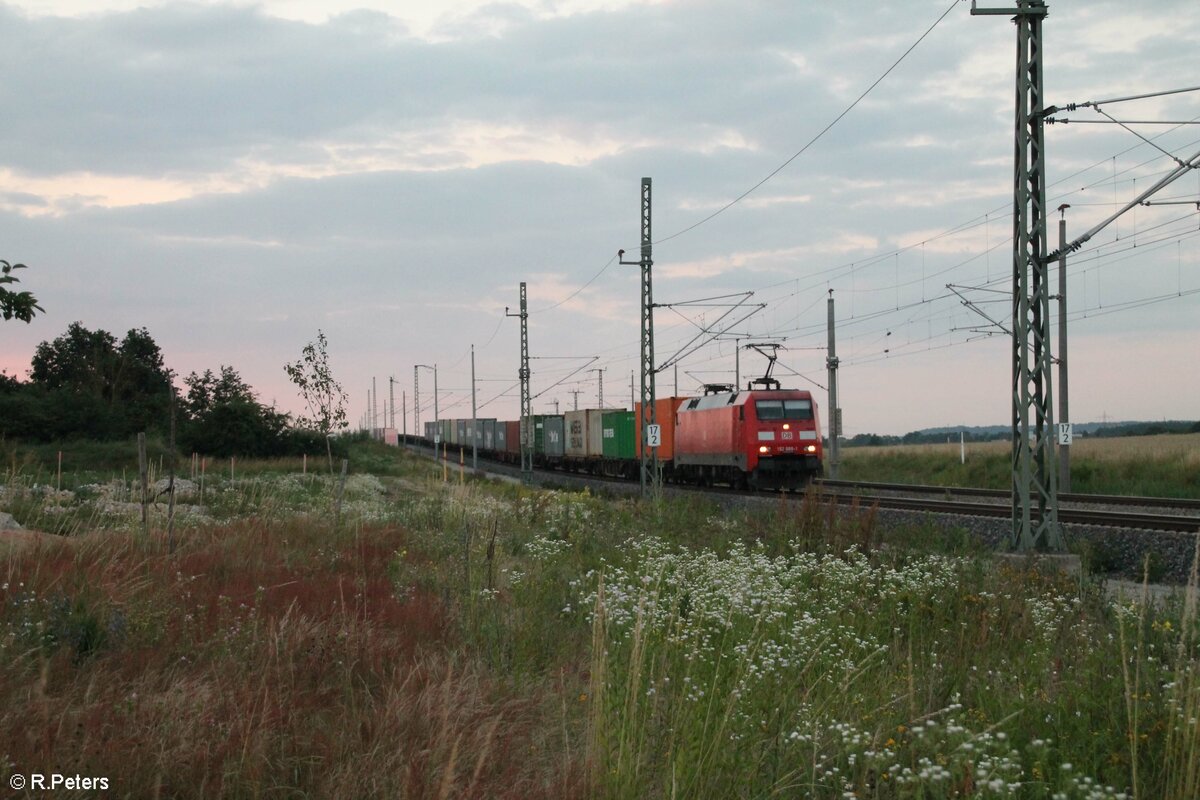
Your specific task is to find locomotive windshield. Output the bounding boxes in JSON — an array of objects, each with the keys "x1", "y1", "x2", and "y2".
[{"x1": 755, "y1": 399, "x2": 813, "y2": 420}]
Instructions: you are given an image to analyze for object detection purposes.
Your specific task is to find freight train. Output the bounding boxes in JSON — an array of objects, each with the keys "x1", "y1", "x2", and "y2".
[{"x1": 418, "y1": 386, "x2": 823, "y2": 490}]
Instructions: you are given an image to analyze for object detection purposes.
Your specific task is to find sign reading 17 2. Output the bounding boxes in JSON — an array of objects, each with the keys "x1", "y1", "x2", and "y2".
[
  {"x1": 646, "y1": 424, "x2": 662, "y2": 448},
  {"x1": 1057, "y1": 422, "x2": 1073, "y2": 446}
]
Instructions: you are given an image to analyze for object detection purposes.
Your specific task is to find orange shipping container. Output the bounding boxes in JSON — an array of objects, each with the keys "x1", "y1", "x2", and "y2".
[
  {"x1": 504, "y1": 420, "x2": 521, "y2": 455},
  {"x1": 634, "y1": 396, "x2": 689, "y2": 463}
]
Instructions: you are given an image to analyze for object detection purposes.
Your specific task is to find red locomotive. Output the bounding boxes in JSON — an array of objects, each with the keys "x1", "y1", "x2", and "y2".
[
  {"x1": 674, "y1": 387, "x2": 822, "y2": 489},
  {"x1": 673, "y1": 344, "x2": 822, "y2": 489}
]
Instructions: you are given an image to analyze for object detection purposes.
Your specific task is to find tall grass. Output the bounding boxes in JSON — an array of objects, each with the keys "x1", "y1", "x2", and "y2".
[
  {"x1": 0, "y1": 512, "x2": 578, "y2": 797},
  {"x1": 580, "y1": 538, "x2": 1200, "y2": 798},
  {"x1": 3, "y1": 446, "x2": 1199, "y2": 797},
  {"x1": 1117, "y1": 539, "x2": 1200, "y2": 800}
]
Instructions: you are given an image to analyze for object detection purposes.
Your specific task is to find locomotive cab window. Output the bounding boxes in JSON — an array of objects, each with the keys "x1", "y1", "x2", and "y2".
[
  {"x1": 755, "y1": 399, "x2": 814, "y2": 420},
  {"x1": 783, "y1": 399, "x2": 813, "y2": 420},
  {"x1": 755, "y1": 400, "x2": 784, "y2": 419}
]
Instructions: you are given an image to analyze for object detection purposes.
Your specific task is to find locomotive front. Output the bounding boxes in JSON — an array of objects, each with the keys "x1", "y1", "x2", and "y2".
[
  {"x1": 675, "y1": 388, "x2": 823, "y2": 490},
  {"x1": 744, "y1": 390, "x2": 823, "y2": 488}
]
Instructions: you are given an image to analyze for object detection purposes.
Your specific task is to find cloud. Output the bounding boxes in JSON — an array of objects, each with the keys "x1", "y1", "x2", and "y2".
[
  {"x1": 2, "y1": 0, "x2": 1198, "y2": 433},
  {"x1": 661, "y1": 235, "x2": 881, "y2": 281}
]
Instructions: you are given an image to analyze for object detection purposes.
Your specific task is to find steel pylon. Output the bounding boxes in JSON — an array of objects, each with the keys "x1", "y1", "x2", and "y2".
[
  {"x1": 620, "y1": 178, "x2": 657, "y2": 496},
  {"x1": 514, "y1": 283, "x2": 532, "y2": 479},
  {"x1": 975, "y1": 0, "x2": 1062, "y2": 551}
]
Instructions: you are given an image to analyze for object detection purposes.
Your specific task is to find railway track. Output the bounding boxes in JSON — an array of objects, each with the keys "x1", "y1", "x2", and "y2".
[
  {"x1": 817, "y1": 478, "x2": 1200, "y2": 512},
  {"x1": 411, "y1": 445, "x2": 1200, "y2": 533},
  {"x1": 822, "y1": 493, "x2": 1200, "y2": 533},
  {"x1": 816, "y1": 480, "x2": 1200, "y2": 532}
]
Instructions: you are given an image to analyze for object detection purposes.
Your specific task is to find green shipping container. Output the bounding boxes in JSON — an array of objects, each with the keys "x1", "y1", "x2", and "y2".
[
  {"x1": 531, "y1": 414, "x2": 566, "y2": 457},
  {"x1": 530, "y1": 414, "x2": 549, "y2": 455},
  {"x1": 601, "y1": 411, "x2": 635, "y2": 460}
]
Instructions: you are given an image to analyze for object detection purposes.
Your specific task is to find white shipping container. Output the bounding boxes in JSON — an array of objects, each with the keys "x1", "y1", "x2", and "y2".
[{"x1": 564, "y1": 409, "x2": 605, "y2": 458}]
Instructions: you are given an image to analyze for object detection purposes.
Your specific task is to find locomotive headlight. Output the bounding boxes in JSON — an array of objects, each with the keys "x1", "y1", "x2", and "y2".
[
  {"x1": 805, "y1": 445, "x2": 817, "y2": 453},
  {"x1": 782, "y1": 423, "x2": 790, "y2": 430},
  {"x1": 758, "y1": 445, "x2": 769, "y2": 454}
]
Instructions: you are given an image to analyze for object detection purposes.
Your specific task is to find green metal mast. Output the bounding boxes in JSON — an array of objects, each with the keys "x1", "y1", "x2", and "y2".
[
  {"x1": 507, "y1": 282, "x2": 532, "y2": 482},
  {"x1": 973, "y1": 0, "x2": 1062, "y2": 551},
  {"x1": 621, "y1": 178, "x2": 657, "y2": 496}
]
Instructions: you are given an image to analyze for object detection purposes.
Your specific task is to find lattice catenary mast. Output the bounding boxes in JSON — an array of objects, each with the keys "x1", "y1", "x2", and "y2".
[
  {"x1": 973, "y1": 0, "x2": 1062, "y2": 551},
  {"x1": 620, "y1": 178, "x2": 657, "y2": 496},
  {"x1": 506, "y1": 282, "x2": 532, "y2": 480}
]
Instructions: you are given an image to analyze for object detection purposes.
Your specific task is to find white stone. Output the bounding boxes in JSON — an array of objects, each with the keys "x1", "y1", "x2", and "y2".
[{"x1": 153, "y1": 478, "x2": 198, "y2": 496}]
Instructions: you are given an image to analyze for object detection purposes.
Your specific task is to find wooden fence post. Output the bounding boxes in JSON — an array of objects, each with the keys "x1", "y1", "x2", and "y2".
[
  {"x1": 167, "y1": 387, "x2": 177, "y2": 553},
  {"x1": 138, "y1": 432, "x2": 149, "y2": 538},
  {"x1": 334, "y1": 459, "x2": 349, "y2": 526}
]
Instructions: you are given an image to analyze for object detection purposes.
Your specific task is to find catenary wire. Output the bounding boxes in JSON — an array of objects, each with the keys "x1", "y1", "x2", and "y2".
[{"x1": 650, "y1": 0, "x2": 961, "y2": 248}]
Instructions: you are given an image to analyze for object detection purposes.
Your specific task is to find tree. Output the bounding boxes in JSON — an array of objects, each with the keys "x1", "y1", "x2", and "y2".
[
  {"x1": 0, "y1": 261, "x2": 43, "y2": 323},
  {"x1": 31, "y1": 323, "x2": 119, "y2": 395},
  {"x1": 3, "y1": 324, "x2": 323, "y2": 453},
  {"x1": 284, "y1": 330, "x2": 348, "y2": 471},
  {"x1": 183, "y1": 366, "x2": 258, "y2": 417},
  {"x1": 29, "y1": 322, "x2": 172, "y2": 437},
  {"x1": 181, "y1": 366, "x2": 290, "y2": 458},
  {"x1": 115, "y1": 328, "x2": 172, "y2": 403}
]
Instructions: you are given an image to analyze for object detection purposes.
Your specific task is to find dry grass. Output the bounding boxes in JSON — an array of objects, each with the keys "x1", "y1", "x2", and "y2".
[
  {"x1": 1070, "y1": 432, "x2": 1200, "y2": 464},
  {"x1": 845, "y1": 432, "x2": 1200, "y2": 463},
  {"x1": 840, "y1": 432, "x2": 1199, "y2": 496},
  {"x1": 843, "y1": 439, "x2": 1008, "y2": 460},
  {"x1": 0, "y1": 518, "x2": 584, "y2": 799}
]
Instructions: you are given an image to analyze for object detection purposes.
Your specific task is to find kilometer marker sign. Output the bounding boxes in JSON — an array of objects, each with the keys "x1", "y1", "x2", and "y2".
[
  {"x1": 646, "y1": 424, "x2": 661, "y2": 448},
  {"x1": 1057, "y1": 423, "x2": 1073, "y2": 446}
]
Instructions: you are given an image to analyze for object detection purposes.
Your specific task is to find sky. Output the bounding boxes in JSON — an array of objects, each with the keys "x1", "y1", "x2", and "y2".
[{"x1": 1, "y1": 0, "x2": 1198, "y2": 436}]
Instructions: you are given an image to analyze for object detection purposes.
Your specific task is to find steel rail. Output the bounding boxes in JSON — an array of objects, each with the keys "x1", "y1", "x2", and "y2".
[
  {"x1": 824, "y1": 493, "x2": 1200, "y2": 533},
  {"x1": 817, "y1": 479, "x2": 1200, "y2": 512}
]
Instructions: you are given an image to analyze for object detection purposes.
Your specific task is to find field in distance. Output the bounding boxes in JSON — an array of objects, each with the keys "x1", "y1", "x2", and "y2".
[{"x1": 840, "y1": 432, "x2": 1200, "y2": 497}]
